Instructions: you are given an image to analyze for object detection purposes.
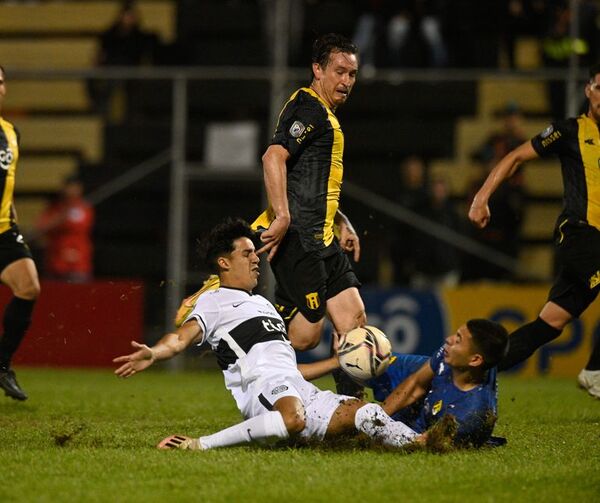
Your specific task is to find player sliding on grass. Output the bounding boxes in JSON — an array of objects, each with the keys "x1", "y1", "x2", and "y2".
[
  {"x1": 114, "y1": 218, "x2": 455, "y2": 451},
  {"x1": 302, "y1": 319, "x2": 509, "y2": 447}
]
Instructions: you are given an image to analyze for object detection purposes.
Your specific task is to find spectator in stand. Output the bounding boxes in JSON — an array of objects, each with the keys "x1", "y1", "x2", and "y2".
[
  {"x1": 410, "y1": 175, "x2": 462, "y2": 288},
  {"x1": 465, "y1": 105, "x2": 527, "y2": 281},
  {"x1": 88, "y1": 0, "x2": 158, "y2": 117},
  {"x1": 391, "y1": 155, "x2": 429, "y2": 285},
  {"x1": 35, "y1": 177, "x2": 94, "y2": 283},
  {"x1": 473, "y1": 102, "x2": 528, "y2": 164},
  {"x1": 353, "y1": 0, "x2": 447, "y2": 73}
]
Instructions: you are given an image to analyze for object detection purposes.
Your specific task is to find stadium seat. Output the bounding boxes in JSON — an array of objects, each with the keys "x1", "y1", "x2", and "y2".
[
  {"x1": 11, "y1": 116, "x2": 103, "y2": 163},
  {"x1": 16, "y1": 155, "x2": 78, "y2": 192},
  {"x1": 0, "y1": 1, "x2": 175, "y2": 42},
  {"x1": 522, "y1": 161, "x2": 563, "y2": 197},
  {"x1": 519, "y1": 245, "x2": 554, "y2": 281},
  {"x1": 521, "y1": 202, "x2": 562, "y2": 240},
  {"x1": 6, "y1": 81, "x2": 89, "y2": 113},
  {"x1": 478, "y1": 78, "x2": 549, "y2": 118},
  {"x1": 0, "y1": 38, "x2": 96, "y2": 70}
]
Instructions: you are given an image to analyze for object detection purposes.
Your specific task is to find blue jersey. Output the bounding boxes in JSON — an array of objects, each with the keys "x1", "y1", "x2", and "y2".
[{"x1": 369, "y1": 347, "x2": 499, "y2": 446}]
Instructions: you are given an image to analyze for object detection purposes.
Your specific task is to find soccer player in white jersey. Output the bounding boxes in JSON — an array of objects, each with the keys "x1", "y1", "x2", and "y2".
[{"x1": 114, "y1": 218, "x2": 452, "y2": 451}]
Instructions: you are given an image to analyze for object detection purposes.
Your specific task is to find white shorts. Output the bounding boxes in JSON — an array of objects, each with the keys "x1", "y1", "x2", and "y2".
[{"x1": 223, "y1": 340, "x2": 354, "y2": 440}]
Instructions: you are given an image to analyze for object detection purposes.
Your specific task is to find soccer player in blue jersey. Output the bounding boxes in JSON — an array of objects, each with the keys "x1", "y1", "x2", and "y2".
[{"x1": 301, "y1": 319, "x2": 509, "y2": 447}]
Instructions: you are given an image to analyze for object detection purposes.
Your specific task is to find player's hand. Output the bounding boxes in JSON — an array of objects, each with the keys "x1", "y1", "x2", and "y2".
[
  {"x1": 338, "y1": 220, "x2": 360, "y2": 262},
  {"x1": 113, "y1": 341, "x2": 155, "y2": 378},
  {"x1": 257, "y1": 216, "x2": 290, "y2": 262},
  {"x1": 468, "y1": 203, "x2": 491, "y2": 229},
  {"x1": 331, "y1": 330, "x2": 343, "y2": 357}
]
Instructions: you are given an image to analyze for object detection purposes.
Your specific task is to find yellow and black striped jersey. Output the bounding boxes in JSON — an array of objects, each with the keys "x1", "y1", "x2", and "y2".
[
  {"x1": 531, "y1": 114, "x2": 600, "y2": 230},
  {"x1": 0, "y1": 117, "x2": 19, "y2": 234},
  {"x1": 253, "y1": 87, "x2": 344, "y2": 253}
]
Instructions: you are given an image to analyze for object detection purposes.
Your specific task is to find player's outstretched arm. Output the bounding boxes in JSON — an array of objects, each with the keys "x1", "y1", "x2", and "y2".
[
  {"x1": 469, "y1": 140, "x2": 538, "y2": 229},
  {"x1": 335, "y1": 210, "x2": 360, "y2": 262},
  {"x1": 113, "y1": 320, "x2": 203, "y2": 378},
  {"x1": 382, "y1": 361, "x2": 434, "y2": 416}
]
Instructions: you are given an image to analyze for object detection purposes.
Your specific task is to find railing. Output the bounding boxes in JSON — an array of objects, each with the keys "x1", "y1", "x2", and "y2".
[{"x1": 7, "y1": 66, "x2": 590, "y2": 333}]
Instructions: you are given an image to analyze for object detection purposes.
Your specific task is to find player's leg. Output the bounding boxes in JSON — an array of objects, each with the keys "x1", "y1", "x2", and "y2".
[
  {"x1": 271, "y1": 233, "x2": 328, "y2": 350},
  {"x1": 325, "y1": 287, "x2": 367, "y2": 397},
  {"x1": 160, "y1": 395, "x2": 305, "y2": 451},
  {"x1": 325, "y1": 399, "x2": 419, "y2": 448},
  {"x1": 498, "y1": 301, "x2": 569, "y2": 371},
  {"x1": 0, "y1": 257, "x2": 40, "y2": 401}
]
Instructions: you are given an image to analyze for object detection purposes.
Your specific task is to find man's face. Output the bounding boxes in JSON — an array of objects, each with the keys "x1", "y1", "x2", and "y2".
[
  {"x1": 220, "y1": 237, "x2": 260, "y2": 291},
  {"x1": 312, "y1": 50, "x2": 358, "y2": 109},
  {"x1": 443, "y1": 325, "x2": 482, "y2": 369},
  {"x1": 585, "y1": 73, "x2": 600, "y2": 123}
]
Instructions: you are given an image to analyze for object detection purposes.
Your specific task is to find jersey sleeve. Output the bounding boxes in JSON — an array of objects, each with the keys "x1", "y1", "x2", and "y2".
[
  {"x1": 185, "y1": 293, "x2": 220, "y2": 346},
  {"x1": 429, "y1": 346, "x2": 445, "y2": 373},
  {"x1": 270, "y1": 94, "x2": 327, "y2": 158},
  {"x1": 530, "y1": 119, "x2": 574, "y2": 158}
]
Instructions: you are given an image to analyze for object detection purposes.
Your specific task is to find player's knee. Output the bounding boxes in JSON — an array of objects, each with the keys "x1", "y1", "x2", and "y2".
[
  {"x1": 288, "y1": 314, "x2": 324, "y2": 350},
  {"x1": 15, "y1": 282, "x2": 40, "y2": 300},
  {"x1": 291, "y1": 332, "x2": 320, "y2": 351},
  {"x1": 282, "y1": 410, "x2": 306, "y2": 435}
]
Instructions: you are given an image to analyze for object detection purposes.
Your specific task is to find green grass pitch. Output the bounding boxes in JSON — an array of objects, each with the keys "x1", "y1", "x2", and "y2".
[{"x1": 0, "y1": 367, "x2": 598, "y2": 502}]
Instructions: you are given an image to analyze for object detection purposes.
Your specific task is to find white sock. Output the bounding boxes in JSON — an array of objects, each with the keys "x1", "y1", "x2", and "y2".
[
  {"x1": 199, "y1": 410, "x2": 289, "y2": 450},
  {"x1": 354, "y1": 403, "x2": 418, "y2": 448}
]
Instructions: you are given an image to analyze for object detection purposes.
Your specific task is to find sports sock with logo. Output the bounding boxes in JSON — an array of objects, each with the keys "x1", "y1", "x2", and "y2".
[
  {"x1": 198, "y1": 410, "x2": 289, "y2": 449},
  {"x1": 0, "y1": 297, "x2": 35, "y2": 370},
  {"x1": 354, "y1": 403, "x2": 418, "y2": 448},
  {"x1": 498, "y1": 317, "x2": 562, "y2": 371}
]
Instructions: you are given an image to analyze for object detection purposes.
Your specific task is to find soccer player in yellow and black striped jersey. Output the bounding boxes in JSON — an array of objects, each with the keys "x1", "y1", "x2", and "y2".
[
  {"x1": 255, "y1": 34, "x2": 365, "y2": 395},
  {"x1": 469, "y1": 63, "x2": 600, "y2": 398},
  {"x1": 0, "y1": 65, "x2": 41, "y2": 401}
]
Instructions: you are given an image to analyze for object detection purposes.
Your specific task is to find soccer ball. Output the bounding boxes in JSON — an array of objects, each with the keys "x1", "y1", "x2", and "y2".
[{"x1": 338, "y1": 326, "x2": 392, "y2": 383}]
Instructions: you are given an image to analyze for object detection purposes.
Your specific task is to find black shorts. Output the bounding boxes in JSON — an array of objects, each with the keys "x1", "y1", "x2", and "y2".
[
  {"x1": 270, "y1": 231, "x2": 361, "y2": 324},
  {"x1": 0, "y1": 225, "x2": 32, "y2": 273},
  {"x1": 548, "y1": 221, "x2": 600, "y2": 317}
]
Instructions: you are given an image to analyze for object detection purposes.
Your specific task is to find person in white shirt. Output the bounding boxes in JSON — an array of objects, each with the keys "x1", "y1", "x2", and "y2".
[{"x1": 114, "y1": 218, "x2": 452, "y2": 451}]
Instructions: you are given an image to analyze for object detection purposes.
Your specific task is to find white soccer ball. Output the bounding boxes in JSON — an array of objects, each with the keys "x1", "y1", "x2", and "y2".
[{"x1": 338, "y1": 325, "x2": 392, "y2": 384}]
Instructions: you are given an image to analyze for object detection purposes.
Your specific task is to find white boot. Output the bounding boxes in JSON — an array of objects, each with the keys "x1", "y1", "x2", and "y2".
[{"x1": 577, "y1": 369, "x2": 600, "y2": 399}]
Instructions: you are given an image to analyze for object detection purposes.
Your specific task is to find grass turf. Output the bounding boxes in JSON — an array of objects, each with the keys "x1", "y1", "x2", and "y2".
[{"x1": 0, "y1": 367, "x2": 598, "y2": 502}]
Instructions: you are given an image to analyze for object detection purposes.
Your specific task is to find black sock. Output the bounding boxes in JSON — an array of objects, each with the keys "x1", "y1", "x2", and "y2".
[
  {"x1": 498, "y1": 317, "x2": 562, "y2": 371},
  {"x1": 585, "y1": 333, "x2": 600, "y2": 371},
  {"x1": 0, "y1": 297, "x2": 36, "y2": 370}
]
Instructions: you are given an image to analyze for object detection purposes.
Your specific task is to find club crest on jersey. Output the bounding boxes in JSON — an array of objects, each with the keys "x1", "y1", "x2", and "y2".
[
  {"x1": 305, "y1": 292, "x2": 320, "y2": 310},
  {"x1": 432, "y1": 400, "x2": 443, "y2": 415},
  {"x1": 289, "y1": 121, "x2": 305, "y2": 138},
  {"x1": 0, "y1": 146, "x2": 14, "y2": 171}
]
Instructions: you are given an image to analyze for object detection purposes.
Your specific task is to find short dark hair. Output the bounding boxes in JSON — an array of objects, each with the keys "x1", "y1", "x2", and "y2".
[
  {"x1": 200, "y1": 217, "x2": 256, "y2": 273},
  {"x1": 311, "y1": 33, "x2": 357, "y2": 69},
  {"x1": 0, "y1": 65, "x2": 5, "y2": 79},
  {"x1": 590, "y1": 63, "x2": 600, "y2": 81},
  {"x1": 466, "y1": 319, "x2": 509, "y2": 370}
]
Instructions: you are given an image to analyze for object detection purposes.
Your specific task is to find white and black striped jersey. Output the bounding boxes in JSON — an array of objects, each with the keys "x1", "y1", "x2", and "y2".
[{"x1": 185, "y1": 286, "x2": 289, "y2": 370}]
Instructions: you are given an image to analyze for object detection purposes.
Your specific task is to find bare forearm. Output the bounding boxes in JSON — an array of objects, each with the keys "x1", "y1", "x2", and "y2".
[
  {"x1": 471, "y1": 141, "x2": 536, "y2": 208},
  {"x1": 298, "y1": 356, "x2": 340, "y2": 381},
  {"x1": 262, "y1": 148, "x2": 290, "y2": 220},
  {"x1": 150, "y1": 332, "x2": 192, "y2": 361},
  {"x1": 382, "y1": 380, "x2": 426, "y2": 416}
]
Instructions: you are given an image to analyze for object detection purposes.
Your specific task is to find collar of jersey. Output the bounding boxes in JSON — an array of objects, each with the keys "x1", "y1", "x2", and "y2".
[
  {"x1": 220, "y1": 285, "x2": 253, "y2": 296},
  {"x1": 302, "y1": 87, "x2": 333, "y2": 113}
]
